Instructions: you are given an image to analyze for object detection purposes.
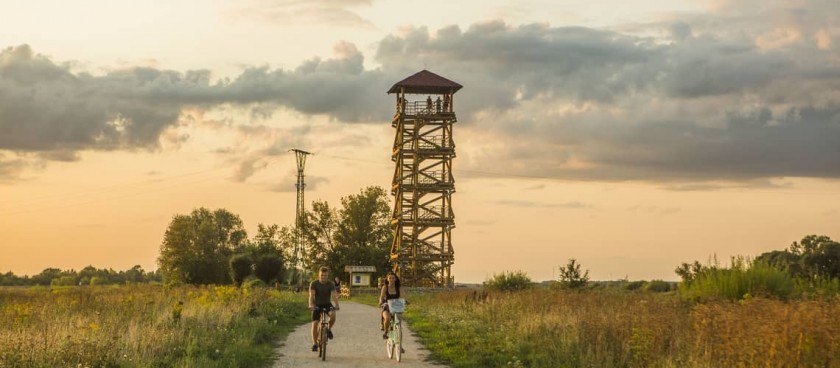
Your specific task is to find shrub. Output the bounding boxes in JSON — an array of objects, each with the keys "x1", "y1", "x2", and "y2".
[
  {"x1": 558, "y1": 258, "x2": 589, "y2": 289},
  {"x1": 644, "y1": 280, "x2": 673, "y2": 292},
  {"x1": 230, "y1": 254, "x2": 252, "y2": 287},
  {"x1": 625, "y1": 280, "x2": 646, "y2": 291},
  {"x1": 254, "y1": 254, "x2": 284, "y2": 284},
  {"x1": 484, "y1": 270, "x2": 532, "y2": 291},
  {"x1": 679, "y1": 257, "x2": 795, "y2": 301}
]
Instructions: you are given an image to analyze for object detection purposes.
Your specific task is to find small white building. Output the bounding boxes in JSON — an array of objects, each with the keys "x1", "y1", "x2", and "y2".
[{"x1": 344, "y1": 265, "x2": 376, "y2": 287}]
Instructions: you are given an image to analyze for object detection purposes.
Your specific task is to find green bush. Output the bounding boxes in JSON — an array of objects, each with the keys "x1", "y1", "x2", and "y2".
[
  {"x1": 679, "y1": 258, "x2": 795, "y2": 301},
  {"x1": 625, "y1": 280, "x2": 646, "y2": 291},
  {"x1": 644, "y1": 280, "x2": 673, "y2": 292},
  {"x1": 558, "y1": 258, "x2": 590, "y2": 289},
  {"x1": 484, "y1": 270, "x2": 533, "y2": 291}
]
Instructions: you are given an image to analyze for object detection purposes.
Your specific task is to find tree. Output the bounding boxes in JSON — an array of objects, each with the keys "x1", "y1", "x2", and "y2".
[
  {"x1": 254, "y1": 254, "x2": 284, "y2": 284},
  {"x1": 158, "y1": 208, "x2": 247, "y2": 285},
  {"x1": 247, "y1": 223, "x2": 288, "y2": 285},
  {"x1": 333, "y1": 186, "x2": 392, "y2": 275},
  {"x1": 229, "y1": 254, "x2": 252, "y2": 287},
  {"x1": 793, "y1": 235, "x2": 840, "y2": 281},
  {"x1": 558, "y1": 258, "x2": 590, "y2": 289},
  {"x1": 302, "y1": 186, "x2": 392, "y2": 278},
  {"x1": 757, "y1": 235, "x2": 840, "y2": 282}
]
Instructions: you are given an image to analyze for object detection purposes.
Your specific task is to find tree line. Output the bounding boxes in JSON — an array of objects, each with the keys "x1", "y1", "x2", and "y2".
[
  {"x1": 157, "y1": 186, "x2": 392, "y2": 286},
  {"x1": 2, "y1": 186, "x2": 392, "y2": 287},
  {"x1": 0, "y1": 265, "x2": 160, "y2": 286}
]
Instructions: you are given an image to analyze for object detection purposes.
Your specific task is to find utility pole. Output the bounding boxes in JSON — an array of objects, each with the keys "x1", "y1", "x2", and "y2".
[{"x1": 290, "y1": 148, "x2": 311, "y2": 287}]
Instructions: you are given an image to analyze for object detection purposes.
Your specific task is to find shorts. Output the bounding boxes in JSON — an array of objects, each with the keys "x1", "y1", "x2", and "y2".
[{"x1": 312, "y1": 304, "x2": 334, "y2": 321}]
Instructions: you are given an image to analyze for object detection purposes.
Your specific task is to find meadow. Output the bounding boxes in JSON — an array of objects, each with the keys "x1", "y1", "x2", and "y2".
[
  {"x1": 3, "y1": 283, "x2": 839, "y2": 368},
  {"x1": 0, "y1": 284, "x2": 309, "y2": 368},
  {"x1": 403, "y1": 288, "x2": 840, "y2": 368}
]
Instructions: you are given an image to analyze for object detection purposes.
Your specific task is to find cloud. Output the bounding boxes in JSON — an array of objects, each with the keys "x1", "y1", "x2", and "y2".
[
  {"x1": 3, "y1": 5, "x2": 840, "y2": 184},
  {"x1": 230, "y1": 0, "x2": 375, "y2": 29},
  {"x1": 492, "y1": 199, "x2": 591, "y2": 209}
]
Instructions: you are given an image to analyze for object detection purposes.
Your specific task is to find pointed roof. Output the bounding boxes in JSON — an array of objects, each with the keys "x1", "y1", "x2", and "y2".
[{"x1": 387, "y1": 70, "x2": 463, "y2": 95}]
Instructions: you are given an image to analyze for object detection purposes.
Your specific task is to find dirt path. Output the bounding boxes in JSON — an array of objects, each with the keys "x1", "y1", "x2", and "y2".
[{"x1": 271, "y1": 301, "x2": 447, "y2": 368}]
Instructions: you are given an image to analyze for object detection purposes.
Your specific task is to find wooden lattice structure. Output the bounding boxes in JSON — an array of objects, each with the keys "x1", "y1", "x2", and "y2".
[{"x1": 387, "y1": 70, "x2": 462, "y2": 288}]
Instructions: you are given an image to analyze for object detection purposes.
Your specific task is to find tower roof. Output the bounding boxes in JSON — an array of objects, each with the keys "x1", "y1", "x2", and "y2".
[{"x1": 387, "y1": 70, "x2": 462, "y2": 95}]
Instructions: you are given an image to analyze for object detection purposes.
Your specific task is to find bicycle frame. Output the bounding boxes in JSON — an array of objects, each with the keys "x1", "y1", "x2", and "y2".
[
  {"x1": 316, "y1": 306, "x2": 333, "y2": 361},
  {"x1": 385, "y1": 298, "x2": 405, "y2": 362}
]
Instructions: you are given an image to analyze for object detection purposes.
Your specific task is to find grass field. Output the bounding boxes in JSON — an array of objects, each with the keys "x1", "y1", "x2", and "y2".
[
  {"x1": 0, "y1": 284, "x2": 309, "y2": 368},
  {"x1": 403, "y1": 288, "x2": 840, "y2": 368},
  {"x1": 3, "y1": 284, "x2": 838, "y2": 367}
]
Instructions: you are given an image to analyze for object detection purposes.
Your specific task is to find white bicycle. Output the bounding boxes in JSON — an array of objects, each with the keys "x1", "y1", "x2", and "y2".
[{"x1": 385, "y1": 298, "x2": 406, "y2": 362}]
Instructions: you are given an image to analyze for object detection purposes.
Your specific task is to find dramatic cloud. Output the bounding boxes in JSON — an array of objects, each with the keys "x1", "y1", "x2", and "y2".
[
  {"x1": 370, "y1": 19, "x2": 840, "y2": 182},
  {"x1": 3, "y1": 2, "x2": 839, "y2": 183}
]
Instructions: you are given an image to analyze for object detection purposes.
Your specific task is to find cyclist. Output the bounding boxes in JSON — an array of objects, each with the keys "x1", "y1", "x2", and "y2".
[
  {"x1": 310, "y1": 266, "x2": 340, "y2": 352},
  {"x1": 379, "y1": 270, "x2": 401, "y2": 339}
]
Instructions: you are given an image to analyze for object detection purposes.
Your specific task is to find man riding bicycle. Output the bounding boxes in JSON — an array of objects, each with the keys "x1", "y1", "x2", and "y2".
[{"x1": 309, "y1": 266, "x2": 340, "y2": 352}]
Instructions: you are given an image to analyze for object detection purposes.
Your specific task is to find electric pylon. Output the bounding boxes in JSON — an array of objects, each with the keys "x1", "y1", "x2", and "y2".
[{"x1": 290, "y1": 148, "x2": 311, "y2": 286}]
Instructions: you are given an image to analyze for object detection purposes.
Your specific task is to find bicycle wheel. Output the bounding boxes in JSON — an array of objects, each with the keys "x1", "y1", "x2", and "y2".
[
  {"x1": 386, "y1": 324, "x2": 395, "y2": 359},
  {"x1": 320, "y1": 324, "x2": 328, "y2": 361},
  {"x1": 395, "y1": 317, "x2": 403, "y2": 362}
]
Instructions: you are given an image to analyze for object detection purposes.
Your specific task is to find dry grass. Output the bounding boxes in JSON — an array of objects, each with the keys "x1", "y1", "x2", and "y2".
[
  {"x1": 406, "y1": 289, "x2": 840, "y2": 368},
  {"x1": 0, "y1": 284, "x2": 308, "y2": 368}
]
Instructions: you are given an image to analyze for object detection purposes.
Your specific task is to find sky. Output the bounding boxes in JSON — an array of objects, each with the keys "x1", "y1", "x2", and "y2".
[{"x1": 1, "y1": 0, "x2": 838, "y2": 283}]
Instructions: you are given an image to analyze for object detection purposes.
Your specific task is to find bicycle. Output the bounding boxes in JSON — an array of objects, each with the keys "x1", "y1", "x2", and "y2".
[
  {"x1": 314, "y1": 305, "x2": 335, "y2": 361},
  {"x1": 385, "y1": 298, "x2": 406, "y2": 362}
]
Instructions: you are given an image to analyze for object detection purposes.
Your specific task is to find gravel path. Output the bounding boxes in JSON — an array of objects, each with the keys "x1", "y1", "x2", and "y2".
[{"x1": 271, "y1": 301, "x2": 447, "y2": 368}]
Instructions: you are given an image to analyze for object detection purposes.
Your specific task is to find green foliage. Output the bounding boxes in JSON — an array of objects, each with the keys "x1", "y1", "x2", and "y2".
[
  {"x1": 678, "y1": 257, "x2": 796, "y2": 301},
  {"x1": 157, "y1": 208, "x2": 248, "y2": 285},
  {"x1": 253, "y1": 254, "x2": 284, "y2": 285},
  {"x1": 302, "y1": 186, "x2": 392, "y2": 277},
  {"x1": 229, "y1": 254, "x2": 252, "y2": 287},
  {"x1": 558, "y1": 258, "x2": 590, "y2": 289},
  {"x1": 756, "y1": 235, "x2": 840, "y2": 284},
  {"x1": 1, "y1": 266, "x2": 160, "y2": 287},
  {"x1": 484, "y1": 270, "x2": 533, "y2": 291},
  {"x1": 643, "y1": 280, "x2": 673, "y2": 292},
  {"x1": 625, "y1": 280, "x2": 646, "y2": 291}
]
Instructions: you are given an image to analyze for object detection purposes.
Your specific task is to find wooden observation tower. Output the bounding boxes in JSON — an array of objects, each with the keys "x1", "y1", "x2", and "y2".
[{"x1": 387, "y1": 70, "x2": 462, "y2": 288}]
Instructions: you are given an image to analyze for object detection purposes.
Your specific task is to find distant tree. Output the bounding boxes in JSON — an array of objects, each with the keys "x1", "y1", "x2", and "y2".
[
  {"x1": 122, "y1": 265, "x2": 146, "y2": 284},
  {"x1": 793, "y1": 235, "x2": 840, "y2": 281},
  {"x1": 31, "y1": 268, "x2": 63, "y2": 286},
  {"x1": 301, "y1": 200, "x2": 339, "y2": 276},
  {"x1": 229, "y1": 254, "x2": 252, "y2": 287},
  {"x1": 756, "y1": 235, "x2": 840, "y2": 283},
  {"x1": 558, "y1": 258, "x2": 590, "y2": 289},
  {"x1": 157, "y1": 208, "x2": 247, "y2": 285},
  {"x1": 51, "y1": 275, "x2": 77, "y2": 286},
  {"x1": 254, "y1": 254, "x2": 284, "y2": 284},
  {"x1": 333, "y1": 186, "x2": 392, "y2": 274},
  {"x1": 248, "y1": 224, "x2": 287, "y2": 285},
  {"x1": 675, "y1": 261, "x2": 707, "y2": 285},
  {"x1": 302, "y1": 186, "x2": 392, "y2": 277}
]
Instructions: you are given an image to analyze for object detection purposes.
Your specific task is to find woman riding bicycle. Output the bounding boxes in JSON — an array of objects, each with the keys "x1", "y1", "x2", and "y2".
[{"x1": 379, "y1": 270, "x2": 401, "y2": 339}]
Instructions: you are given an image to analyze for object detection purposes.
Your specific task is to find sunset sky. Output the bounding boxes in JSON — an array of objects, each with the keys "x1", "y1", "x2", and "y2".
[{"x1": 1, "y1": 0, "x2": 838, "y2": 283}]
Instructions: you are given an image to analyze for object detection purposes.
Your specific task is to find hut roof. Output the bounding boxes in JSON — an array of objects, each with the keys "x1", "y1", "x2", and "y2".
[{"x1": 387, "y1": 70, "x2": 462, "y2": 95}]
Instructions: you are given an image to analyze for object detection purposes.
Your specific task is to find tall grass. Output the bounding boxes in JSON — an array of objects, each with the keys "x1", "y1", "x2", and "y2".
[
  {"x1": 679, "y1": 259, "x2": 797, "y2": 301},
  {"x1": 0, "y1": 284, "x2": 309, "y2": 367},
  {"x1": 405, "y1": 288, "x2": 840, "y2": 368}
]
